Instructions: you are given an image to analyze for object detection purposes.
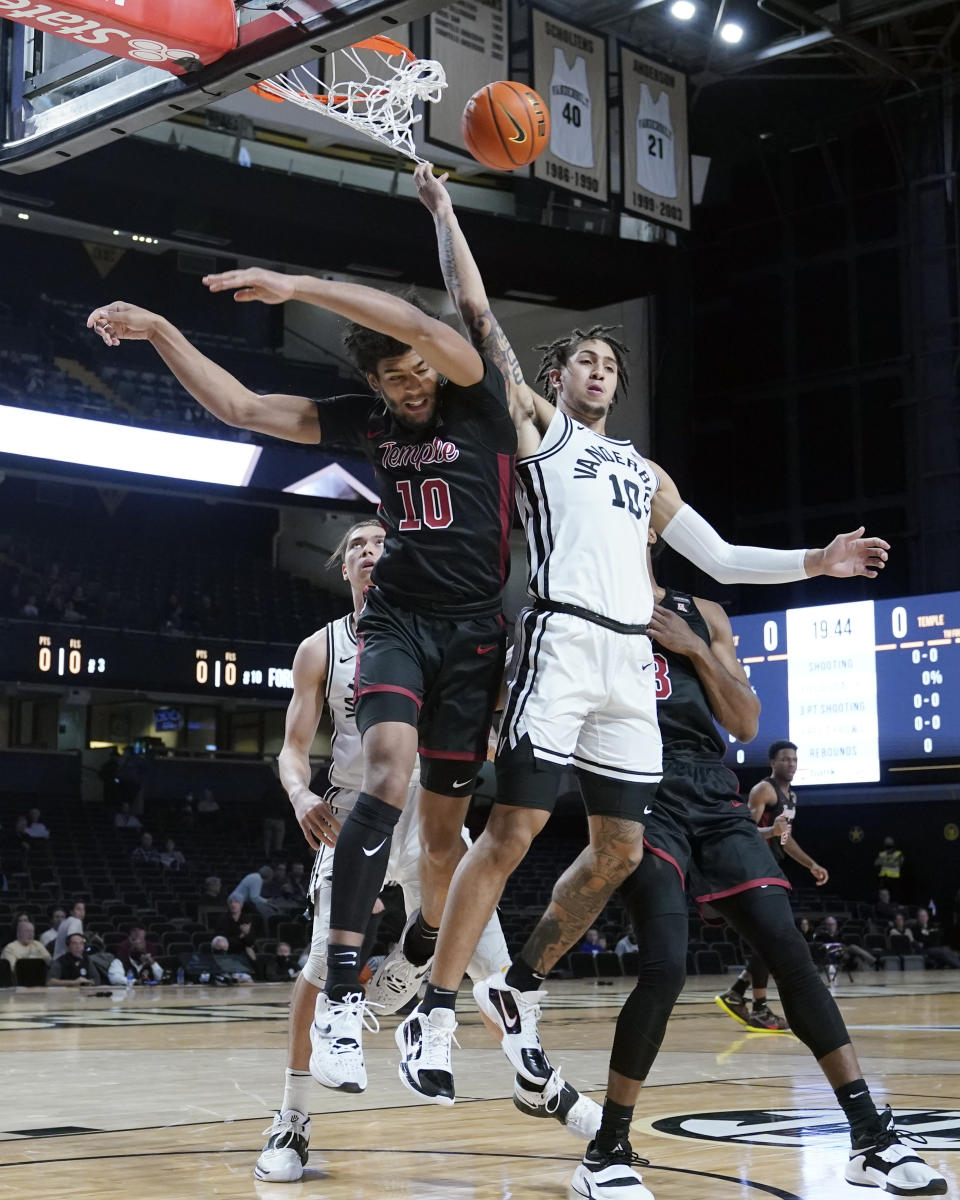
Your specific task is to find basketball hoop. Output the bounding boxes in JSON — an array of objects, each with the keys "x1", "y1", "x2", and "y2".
[{"x1": 248, "y1": 35, "x2": 446, "y2": 162}]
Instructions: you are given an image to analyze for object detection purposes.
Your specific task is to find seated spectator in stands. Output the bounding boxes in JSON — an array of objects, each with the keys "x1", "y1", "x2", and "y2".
[
  {"x1": 131, "y1": 831, "x2": 161, "y2": 866},
  {"x1": 209, "y1": 935, "x2": 255, "y2": 983},
  {"x1": 86, "y1": 934, "x2": 126, "y2": 986},
  {"x1": 114, "y1": 801, "x2": 142, "y2": 832},
  {"x1": 286, "y1": 861, "x2": 308, "y2": 909},
  {"x1": 874, "y1": 886, "x2": 900, "y2": 926},
  {"x1": 53, "y1": 900, "x2": 85, "y2": 958},
  {"x1": 48, "y1": 932, "x2": 102, "y2": 987},
  {"x1": 615, "y1": 930, "x2": 638, "y2": 957},
  {"x1": 911, "y1": 908, "x2": 960, "y2": 969},
  {"x1": 267, "y1": 940, "x2": 300, "y2": 982},
  {"x1": 63, "y1": 587, "x2": 87, "y2": 623},
  {"x1": 888, "y1": 912, "x2": 915, "y2": 955},
  {"x1": 797, "y1": 916, "x2": 814, "y2": 942},
  {"x1": 216, "y1": 897, "x2": 258, "y2": 963},
  {"x1": 40, "y1": 906, "x2": 66, "y2": 950},
  {"x1": 118, "y1": 924, "x2": 163, "y2": 983},
  {"x1": 2, "y1": 918, "x2": 51, "y2": 981},
  {"x1": 24, "y1": 807, "x2": 50, "y2": 840},
  {"x1": 200, "y1": 875, "x2": 226, "y2": 905},
  {"x1": 159, "y1": 591, "x2": 184, "y2": 634},
  {"x1": 159, "y1": 837, "x2": 186, "y2": 872},
  {"x1": 197, "y1": 787, "x2": 220, "y2": 823},
  {"x1": 20, "y1": 593, "x2": 39, "y2": 619},
  {"x1": 229, "y1": 865, "x2": 278, "y2": 920},
  {"x1": 815, "y1": 914, "x2": 878, "y2": 971},
  {"x1": 578, "y1": 928, "x2": 607, "y2": 955}
]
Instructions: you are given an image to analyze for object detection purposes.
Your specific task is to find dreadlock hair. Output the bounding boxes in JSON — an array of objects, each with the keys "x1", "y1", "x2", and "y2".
[
  {"x1": 325, "y1": 520, "x2": 386, "y2": 569},
  {"x1": 342, "y1": 287, "x2": 439, "y2": 380},
  {"x1": 533, "y1": 324, "x2": 631, "y2": 407}
]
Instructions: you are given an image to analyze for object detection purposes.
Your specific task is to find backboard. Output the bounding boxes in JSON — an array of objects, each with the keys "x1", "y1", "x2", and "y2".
[{"x1": 0, "y1": 0, "x2": 445, "y2": 173}]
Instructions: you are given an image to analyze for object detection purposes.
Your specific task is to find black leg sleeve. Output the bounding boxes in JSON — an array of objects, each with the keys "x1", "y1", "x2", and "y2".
[
  {"x1": 714, "y1": 886, "x2": 851, "y2": 1061},
  {"x1": 611, "y1": 853, "x2": 689, "y2": 1081}
]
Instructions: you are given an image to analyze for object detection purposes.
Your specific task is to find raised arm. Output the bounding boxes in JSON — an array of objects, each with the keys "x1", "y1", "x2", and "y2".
[
  {"x1": 87, "y1": 302, "x2": 320, "y2": 443},
  {"x1": 278, "y1": 631, "x2": 342, "y2": 852},
  {"x1": 203, "y1": 266, "x2": 485, "y2": 390},
  {"x1": 413, "y1": 162, "x2": 553, "y2": 452},
  {"x1": 649, "y1": 461, "x2": 889, "y2": 582},
  {"x1": 647, "y1": 597, "x2": 759, "y2": 742}
]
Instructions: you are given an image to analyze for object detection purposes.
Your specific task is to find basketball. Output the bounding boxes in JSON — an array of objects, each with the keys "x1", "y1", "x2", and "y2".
[{"x1": 462, "y1": 81, "x2": 550, "y2": 171}]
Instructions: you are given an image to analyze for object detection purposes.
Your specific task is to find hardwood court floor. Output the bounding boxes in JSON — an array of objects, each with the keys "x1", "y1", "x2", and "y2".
[{"x1": 2, "y1": 973, "x2": 959, "y2": 1199}]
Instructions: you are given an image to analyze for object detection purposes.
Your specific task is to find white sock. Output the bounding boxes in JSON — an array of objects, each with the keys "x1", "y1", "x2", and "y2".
[{"x1": 281, "y1": 1069, "x2": 312, "y2": 1119}]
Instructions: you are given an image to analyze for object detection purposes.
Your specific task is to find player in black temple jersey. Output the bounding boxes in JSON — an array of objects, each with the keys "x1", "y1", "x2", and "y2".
[
  {"x1": 87, "y1": 269, "x2": 516, "y2": 1091},
  {"x1": 557, "y1": 530, "x2": 946, "y2": 1200}
]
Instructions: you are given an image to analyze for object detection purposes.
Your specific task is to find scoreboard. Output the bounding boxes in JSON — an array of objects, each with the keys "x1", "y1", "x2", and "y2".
[{"x1": 728, "y1": 590, "x2": 960, "y2": 785}]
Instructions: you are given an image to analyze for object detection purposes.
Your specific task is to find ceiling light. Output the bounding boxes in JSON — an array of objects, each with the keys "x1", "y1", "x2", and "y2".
[
  {"x1": 720, "y1": 21, "x2": 744, "y2": 43},
  {"x1": 670, "y1": 1, "x2": 696, "y2": 19},
  {"x1": 17, "y1": 212, "x2": 29, "y2": 220}
]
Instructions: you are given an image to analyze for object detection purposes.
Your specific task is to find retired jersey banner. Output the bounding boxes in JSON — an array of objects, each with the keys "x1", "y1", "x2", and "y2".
[
  {"x1": 425, "y1": 0, "x2": 509, "y2": 156},
  {"x1": 0, "y1": 0, "x2": 237, "y2": 72},
  {"x1": 531, "y1": 7, "x2": 608, "y2": 203},
  {"x1": 620, "y1": 45, "x2": 691, "y2": 230}
]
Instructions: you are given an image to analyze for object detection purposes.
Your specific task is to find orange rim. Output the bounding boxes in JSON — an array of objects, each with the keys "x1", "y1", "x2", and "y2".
[{"x1": 248, "y1": 35, "x2": 414, "y2": 105}]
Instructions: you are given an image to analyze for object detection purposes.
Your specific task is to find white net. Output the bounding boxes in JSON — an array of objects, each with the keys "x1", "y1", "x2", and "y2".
[{"x1": 254, "y1": 37, "x2": 446, "y2": 162}]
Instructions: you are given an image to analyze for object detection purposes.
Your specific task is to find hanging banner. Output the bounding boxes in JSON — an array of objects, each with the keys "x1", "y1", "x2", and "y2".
[
  {"x1": 425, "y1": 0, "x2": 509, "y2": 157},
  {"x1": 620, "y1": 44, "x2": 691, "y2": 230}
]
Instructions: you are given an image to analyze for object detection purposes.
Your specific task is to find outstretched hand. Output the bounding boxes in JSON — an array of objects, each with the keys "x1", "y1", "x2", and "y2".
[
  {"x1": 814, "y1": 527, "x2": 889, "y2": 578},
  {"x1": 203, "y1": 268, "x2": 296, "y2": 305},
  {"x1": 86, "y1": 301, "x2": 160, "y2": 346},
  {"x1": 414, "y1": 161, "x2": 452, "y2": 216}
]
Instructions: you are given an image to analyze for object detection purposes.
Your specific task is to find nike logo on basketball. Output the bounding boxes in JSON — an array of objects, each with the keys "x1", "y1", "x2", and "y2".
[
  {"x1": 477, "y1": 644, "x2": 497, "y2": 655},
  {"x1": 497, "y1": 103, "x2": 527, "y2": 144},
  {"x1": 362, "y1": 838, "x2": 387, "y2": 857}
]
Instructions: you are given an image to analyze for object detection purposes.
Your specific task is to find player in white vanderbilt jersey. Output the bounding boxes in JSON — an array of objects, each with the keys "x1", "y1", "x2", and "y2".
[
  {"x1": 636, "y1": 84, "x2": 676, "y2": 199},
  {"x1": 403, "y1": 163, "x2": 891, "y2": 1124},
  {"x1": 255, "y1": 519, "x2": 513, "y2": 1182},
  {"x1": 549, "y1": 46, "x2": 594, "y2": 168}
]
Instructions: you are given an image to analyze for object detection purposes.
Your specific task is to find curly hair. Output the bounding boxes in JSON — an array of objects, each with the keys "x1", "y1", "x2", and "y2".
[
  {"x1": 533, "y1": 324, "x2": 630, "y2": 406},
  {"x1": 342, "y1": 287, "x2": 439, "y2": 379}
]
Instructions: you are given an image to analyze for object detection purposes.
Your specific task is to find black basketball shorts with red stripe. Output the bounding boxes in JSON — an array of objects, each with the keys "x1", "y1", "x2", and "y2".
[{"x1": 354, "y1": 586, "x2": 505, "y2": 795}]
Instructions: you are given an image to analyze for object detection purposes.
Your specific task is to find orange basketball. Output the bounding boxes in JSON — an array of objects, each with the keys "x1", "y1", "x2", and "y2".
[{"x1": 462, "y1": 81, "x2": 550, "y2": 171}]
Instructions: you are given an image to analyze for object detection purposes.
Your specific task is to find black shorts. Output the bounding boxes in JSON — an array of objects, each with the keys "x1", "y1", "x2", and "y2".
[
  {"x1": 637, "y1": 757, "x2": 789, "y2": 912},
  {"x1": 355, "y1": 586, "x2": 505, "y2": 764}
]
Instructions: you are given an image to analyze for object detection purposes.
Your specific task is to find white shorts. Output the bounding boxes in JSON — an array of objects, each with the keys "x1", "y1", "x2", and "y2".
[
  {"x1": 500, "y1": 607, "x2": 663, "y2": 784},
  {"x1": 302, "y1": 783, "x2": 509, "y2": 987}
]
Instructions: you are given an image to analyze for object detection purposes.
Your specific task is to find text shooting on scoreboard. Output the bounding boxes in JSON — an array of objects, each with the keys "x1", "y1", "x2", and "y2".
[{"x1": 727, "y1": 591, "x2": 960, "y2": 786}]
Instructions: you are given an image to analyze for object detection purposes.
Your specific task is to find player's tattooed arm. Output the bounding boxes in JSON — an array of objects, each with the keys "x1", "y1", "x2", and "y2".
[{"x1": 519, "y1": 818, "x2": 644, "y2": 974}]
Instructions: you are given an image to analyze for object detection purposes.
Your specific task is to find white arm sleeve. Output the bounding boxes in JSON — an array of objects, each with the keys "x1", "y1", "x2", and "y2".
[{"x1": 661, "y1": 504, "x2": 809, "y2": 585}]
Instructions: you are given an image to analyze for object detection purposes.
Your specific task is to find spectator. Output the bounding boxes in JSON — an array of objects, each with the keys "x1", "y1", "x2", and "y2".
[
  {"x1": 285, "y1": 861, "x2": 308, "y2": 909},
  {"x1": 200, "y1": 875, "x2": 226, "y2": 905},
  {"x1": 114, "y1": 801, "x2": 142, "y2": 832},
  {"x1": 911, "y1": 908, "x2": 960, "y2": 969},
  {"x1": 797, "y1": 917, "x2": 814, "y2": 942},
  {"x1": 20, "y1": 593, "x2": 39, "y2": 618},
  {"x1": 815, "y1": 915, "x2": 877, "y2": 972},
  {"x1": 131, "y1": 832, "x2": 161, "y2": 866},
  {"x1": 216, "y1": 897, "x2": 258, "y2": 964},
  {"x1": 53, "y1": 900, "x2": 85, "y2": 958},
  {"x1": 229, "y1": 865, "x2": 278, "y2": 921},
  {"x1": 260, "y1": 771, "x2": 287, "y2": 857},
  {"x1": 86, "y1": 934, "x2": 126, "y2": 986},
  {"x1": 210, "y1": 935, "x2": 255, "y2": 982},
  {"x1": 159, "y1": 837, "x2": 186, "y2": 872},
  {"x1": 40, "y1": 906, "x2": 66, "y2": 950},
  {"x1": 887, "y1": 912, "x2": 914, "y2": 955},
  {"x1": 873, "y1": 887, "x2": 900, "y2": 926},
  {"x1": 2, "y1": 918, "x2": 51, "y2": 981},
  {"x1": 615, "y1": 930, "x2": 638, "y2": 957},
  {"x1": 197, "y1": 787, "x2": 220, "y2": 821},
  {"x1": 24, "y1": 807, "x2": 50, "y2": 840},
  {"x1": 48, "y1": 932, "x2": 102, "y2": 987},
  {"x1": 875, "y1": 835, "x2": 905, "y2": 901},
  {"x1": 578, "y1": 928, "x2": 607, "y2": 955},
  {"x1": 118, "y1": 924, "x2": 162, "y2": 983},
  {"x1": 267, "y1": 940, "x2": 300, "y2": 982}
]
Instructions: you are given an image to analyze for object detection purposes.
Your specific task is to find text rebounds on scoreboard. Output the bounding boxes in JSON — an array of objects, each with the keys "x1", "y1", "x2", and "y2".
[
  {"x1": 619, "y1": 44, "x2": 691, "y2": 231},
  {"x1": 726, "y1": 591, "x2": 960, "y2": 786},
  {"x1": 530, "y1": 6, "x2": 608, "y2": 203},
  {"x1": 424, "y1": 0, "x2": 509, "y2": 156}
]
